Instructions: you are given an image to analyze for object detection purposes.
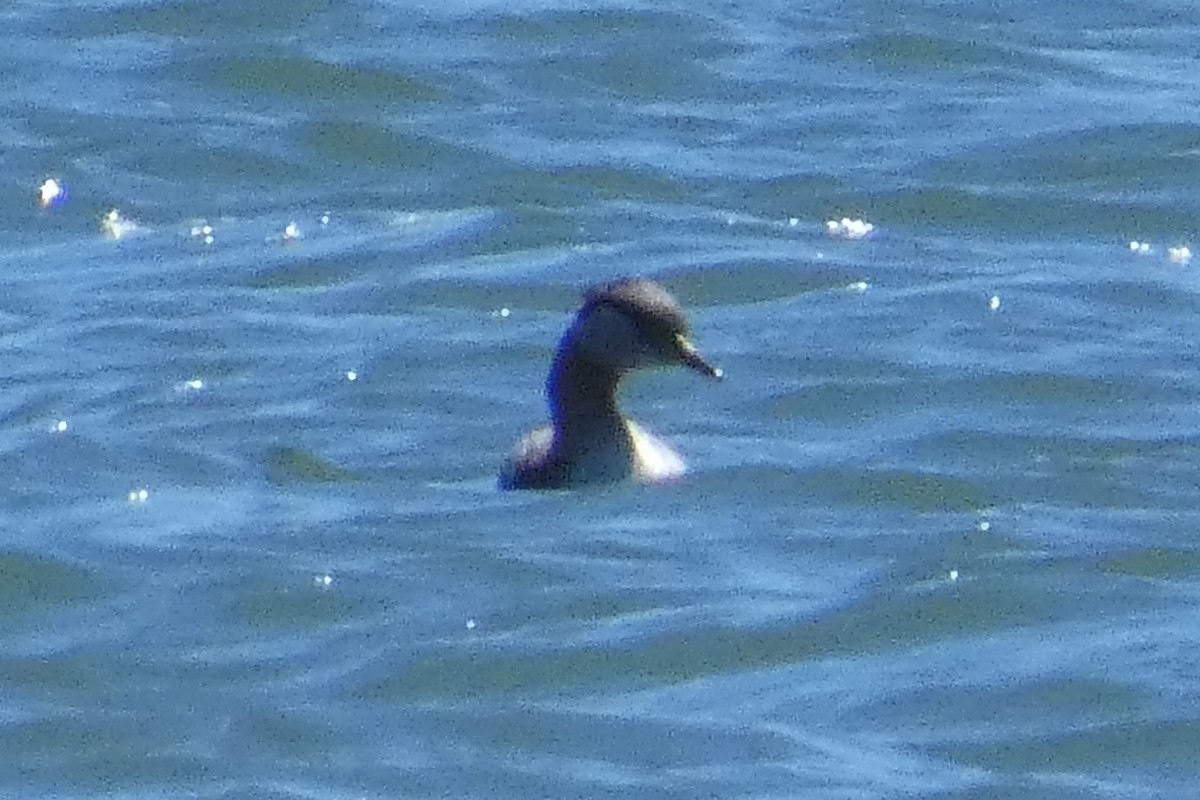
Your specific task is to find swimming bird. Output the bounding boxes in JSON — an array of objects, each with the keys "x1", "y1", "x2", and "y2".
[{"x1": 499, "y1": 278, "x2": 721, "y2": 490}]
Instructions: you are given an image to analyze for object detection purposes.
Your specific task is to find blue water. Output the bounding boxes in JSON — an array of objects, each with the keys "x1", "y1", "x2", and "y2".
[{"x1": 3, "y1": 0, "x2": 1200, "y2": 797}]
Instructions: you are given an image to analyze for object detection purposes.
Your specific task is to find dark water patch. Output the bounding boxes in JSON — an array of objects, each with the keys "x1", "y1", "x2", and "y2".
[
  {"x1": 547, "y1": 164, "x2": 693, "y2": 205},
  {"x1": 863, "y1": 184, "x2": 1200, "y2": 240},
  {"x1": 904, "y1": 425, "x2": 1200, "y2": 471},
  {"x1": 351, "y1": 641, "x2": 647, "y2": 703},
  {"x1": 56, "y1": 0, "x2": 334, "y2": 40},
  {"x1": 246, "y1": 256, "x2": 360, "y2": 290},
  {"x1": 820, "y1": 467, "x2": 992, "y2": 513},
  {"x1": 484, "y1": 7, "x2": 733, "y2": 64},
  {"x1": 705, "y1": 172, "x2": 849, "y2": 220},
  {"x1": 0, "y1": 714, "x2": 215, "y2": 795},
  {"x1": 664, "y1": 260, "x2": 867, "y2": 306},
  {"x1": 947, "y1": 715, "x2": 1200, "y2": 775},
  {"x1": 134, "y1": 138, "x2": 312, "y2": 192},
  {"x1": 226, "y1": 703, "x2": 344, "y2": 763},
  {"x1": 299, "y1": 119, "x2": 469, "y2": 172},
  {"x1": 992, "y1": 369, "x2": 1176, "y2": 407},
  {"x1": 1103, "y1": 546, "x2": 1200, "y2": 580},
  {"x1": 862, "y1": 675, "x2": 1146, "y2": 736},
  {"x1": 15, "y1": 108, "x2": 293, "y2": 200},
  {"x1": 463, "y1": 161, "x2": 694, "y2": 209},
  {"x1": 1006, "y1": 462, "x2": 1196, "y2": 518},
  {"x1": 0, "y1": 550, "x2": 100, "y2": 618},
  {"x1": 526, "y1": 48, "x2": 720, "y2": 103},
  {"x1": 0, "y1": 649, "x2": 112, "y2": 696},
  {"x1": 378, "y1": 274, "x2": 566, "y2": 314},
  {"x1": 927, "y1": 121, "x2": 1200, "y2": 194},
  {"x1": 264, "y1": 446, "x2": 353, "y2": 484},
  {"x1": 199, "y1": 53, "x2": 446, "y2": 104},
  {"x1": 768, "y1": 364, "x2": 963, "y2": 426},
  {"x1": 1079, "y1": 275, "x2": 1200, "y2": 318},
  {"x1": 420, "y1": 702, "x2": 796, "y2": 774},
  {"x1": 840, "y1": 32, "x2": 1037, "y2": 75},
  {"x1": 688, "y1": 463, "x2": 830, "y2": 511}
]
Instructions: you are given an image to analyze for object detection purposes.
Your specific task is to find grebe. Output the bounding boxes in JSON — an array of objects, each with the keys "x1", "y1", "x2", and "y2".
[{"x1": 500, "y1": 278, "x2": 721, "y2": 490}]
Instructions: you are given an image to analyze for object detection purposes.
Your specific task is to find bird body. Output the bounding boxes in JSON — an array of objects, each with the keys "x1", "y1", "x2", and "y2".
[{"x1": 500, "y1": 279, "x2": 719, "y2": 490}]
